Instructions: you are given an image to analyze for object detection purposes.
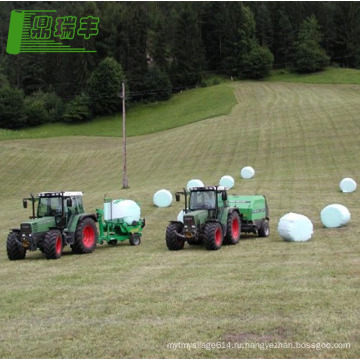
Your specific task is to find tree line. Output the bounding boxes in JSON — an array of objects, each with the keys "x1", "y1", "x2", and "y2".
[{"x1": 0, "y1": 1, "x2": 359, "y2": 129}]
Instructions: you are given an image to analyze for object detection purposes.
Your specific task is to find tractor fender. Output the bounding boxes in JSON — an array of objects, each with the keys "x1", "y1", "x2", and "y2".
[
  {"x1": 67, "y1": 213, "x2": 97, "y2": 233},
  {"x1": 205, "y1": 219, "x2": 222, "y2": 224},
  {"x1": 47, "y1": 227, "x2": 70, "y2": 245},
  {"x1": 228, "y1": 207, "x2": 241, "y2": 217},
  {"x1": 218, "y1": 208, "x2": 241, "y2": 234},
  {"x1": 169, "y1": 220, "x2": 183, "y2": 226},
  {"x1": 226, "y1": 207, "x2": 242, "y2": 222},
  {"x1": 79, "y1": 213, "x2": 98, "y2": 223}
]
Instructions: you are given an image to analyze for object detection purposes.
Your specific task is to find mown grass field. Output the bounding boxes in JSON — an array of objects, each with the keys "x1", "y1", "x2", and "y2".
[{"x1": 1, "y1": 70, "x2": 360, "y2": 358}]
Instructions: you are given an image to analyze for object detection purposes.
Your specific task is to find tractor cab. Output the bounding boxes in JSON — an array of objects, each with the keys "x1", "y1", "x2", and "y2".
[
  {"x1": 37, "y1": 191, "x2": 84, "y2": 224},
  {"x1": 23, "y1": 191, "x2": 84, "y2": 228},
  {"x1": 188, "y1": 186, "x2": 227, "y2": 211}
]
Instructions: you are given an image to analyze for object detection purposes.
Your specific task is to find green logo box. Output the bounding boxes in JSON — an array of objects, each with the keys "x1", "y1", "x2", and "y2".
[{"x1": 7, "y1": 9, "x2": 99, "y2": 54}]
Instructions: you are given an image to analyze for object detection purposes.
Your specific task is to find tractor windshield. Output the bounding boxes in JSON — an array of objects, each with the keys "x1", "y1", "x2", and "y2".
[
  {"x1": 37, "y1": 197, "x2": 62, "y2": 217},
  {"x1": 189, "y1": 191, "x2": 216, "y2": 210}
]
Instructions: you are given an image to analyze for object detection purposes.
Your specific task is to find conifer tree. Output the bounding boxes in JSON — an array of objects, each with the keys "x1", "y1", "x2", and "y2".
[
  {"x1": 294, "y1": 15, "x2": 330, "y2": 73},
  {"x1": 87, "y1": 57, "x2": 124, "y2": 115}
]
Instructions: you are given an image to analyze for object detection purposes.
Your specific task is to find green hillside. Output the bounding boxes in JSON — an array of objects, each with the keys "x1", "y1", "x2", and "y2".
[
  {"x1": 1, "y1": 77, "x2": 359, "y2": 358},
  {"x1": 0, "y1": 83, "x2": 236, "y2": 140},
  {"x1": 267, "y1": 67, "x2": 360, "y2": 84}
]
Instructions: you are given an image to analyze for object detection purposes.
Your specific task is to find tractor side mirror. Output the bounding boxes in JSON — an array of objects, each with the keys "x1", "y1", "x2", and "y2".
[
  {"x1": 222, "y1": 192, "x2": 227, "y2": 201},
  {"x1": 66, "y1": 198, "x2": 73, "y2": 207},
  {"x1": 175, "y1": 194, "x2": 180, "y2": 202},
  {"x1": 23, "y1": 199, "x2": 27, "y2": 209}
]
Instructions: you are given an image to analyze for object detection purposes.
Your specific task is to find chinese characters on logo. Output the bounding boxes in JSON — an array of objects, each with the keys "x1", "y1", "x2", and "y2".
[
  {"x1": 30, "y1": 15, "x2": 99, "y2": 41},
  {"x1": 7, "y1": 10, "x2": 99, "y2": 54}
]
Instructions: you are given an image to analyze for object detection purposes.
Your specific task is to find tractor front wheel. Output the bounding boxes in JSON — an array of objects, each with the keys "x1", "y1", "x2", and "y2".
[
  {"x1": 166, "y1": 223, "x2": 184, "y2": 251},
  {"x1": 44, "y1": 230, "x2": 63, "y2": 259},
  {"x1": 204, "y1": 222, "x2": 223, "y2": 250},
  {"x1": 7, "y1": 232, "x2": 26, "y2": 260},
  {"x1": 225, "y1": 212, "x2": 241, "y2": 245},
  {"x1": 73, "y1": 218, "x2": 98, "y2": 254}
]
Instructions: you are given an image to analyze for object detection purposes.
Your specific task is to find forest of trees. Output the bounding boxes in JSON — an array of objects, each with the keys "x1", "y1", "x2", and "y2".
[{"x1": 1, "y1": 1, "x2": 360, "y2": 129}]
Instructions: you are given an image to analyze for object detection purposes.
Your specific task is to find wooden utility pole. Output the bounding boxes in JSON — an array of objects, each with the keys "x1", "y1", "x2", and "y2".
[{"x1": 122, "y1": 82, "x2": 129, "y2": 188}]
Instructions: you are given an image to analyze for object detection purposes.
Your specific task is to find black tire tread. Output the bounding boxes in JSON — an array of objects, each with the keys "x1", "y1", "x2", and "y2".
[
  {"x1": 224, "y1": 212, "x2": 241, "y2": 245},
  {"x1": 166, "y1": 223, "x2": 184, "y2": 251},
  {"x1": 129, "y1": 234, "x2": 141, "y2": 246},
  {"x1": 43, "y1": 230, "x2": 62, "y2": 260},
  {"x1": 72, "y1": 217, "x2": 98, "y2": 254},
  {"x1": 7, "y1": 232, "x2": 26, "y2": 260},
  {"x1": 203, "y1": 222, "x2": 223, "y2": 250},
  {"x1": 258, "y1": 220, "x2": 270, "y2": 237}
]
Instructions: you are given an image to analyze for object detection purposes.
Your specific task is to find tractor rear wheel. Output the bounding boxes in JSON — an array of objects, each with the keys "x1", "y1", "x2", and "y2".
[
  {"x1": 258, "y1": 220, "x2": 270, "y2": 237},
  {"x1": 204, "y1": 222, "x2": 223, "y2": 250},
  {"x1": 44, "y1": 230, "x2": 63, "y2": 259},
  {"x1": 129, "y1": 234, "x2": 141, "y2": 246},
  {"x1": 225, "y1": 212, "x2": 241, "y2": 245},
  {"x1": 166, "y1": 223, "x2": 184, "y2": 250},
  {"x1": 73, "y1": 218, "x2": 98, "y2": 254},
  {"x1": 7, "y1": 232, "x2": 26, "y2": 260}
]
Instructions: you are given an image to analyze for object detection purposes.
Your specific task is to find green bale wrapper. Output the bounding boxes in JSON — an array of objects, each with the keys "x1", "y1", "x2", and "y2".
[{"x1": 96, "y1": 198, "x2": 145, "y2": 246}]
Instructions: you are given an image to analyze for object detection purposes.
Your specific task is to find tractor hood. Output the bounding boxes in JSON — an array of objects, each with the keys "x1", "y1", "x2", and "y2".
[
  {"x1": 183, "y1": 210, "x2": 210, "y2": 226},
  {"x1": 20, "y1": 217, "x2": 56, "y2": 234}
]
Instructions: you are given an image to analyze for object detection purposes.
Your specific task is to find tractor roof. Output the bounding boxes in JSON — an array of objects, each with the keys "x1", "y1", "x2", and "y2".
[
  {"x1": 190, "y1": 186, "x2": 228, "y2": 192},
  {"x1": 38, "y1": 191, "x2": 83, "y2": 197}
]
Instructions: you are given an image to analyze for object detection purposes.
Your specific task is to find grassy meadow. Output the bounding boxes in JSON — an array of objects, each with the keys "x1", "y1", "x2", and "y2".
[
  {"x1": 0, "y1": 82, "x2": 236, "y2": 141},
  {"x1": 1, "y1": 69, "x2": 360, "y2": 358}
]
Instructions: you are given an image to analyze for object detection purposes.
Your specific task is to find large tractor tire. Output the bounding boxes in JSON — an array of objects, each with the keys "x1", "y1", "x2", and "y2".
[
  {"x1": 258, "y1": 219, "x2": 270, "y2": 237},
  {"x1": 7, "y1": 231, "x2": 26, "y2": 260},
  {"x1": 224, "y1": 212, "x2": 241, "y2": 245},
  {"x1": 73, "y1": 217, "x2": 98, "y2": 254},
  {"x1": 44, "y1": 229, "x2": 63, "y2": 260},
  {"x1": 166, "y1": 222, "x2": 184, "y2": 251},
  {"x1": 204, "y1": 222, "x2": 223, "y2": 250}
]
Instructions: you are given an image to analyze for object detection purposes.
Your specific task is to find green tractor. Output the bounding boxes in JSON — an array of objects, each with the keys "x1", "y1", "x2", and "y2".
[
  {"x1": 166, "y1": 186, "x2": 270, "y2": 251},
  {"x1": 7, "y1": 191, "x2": 98, "y2": 260}
]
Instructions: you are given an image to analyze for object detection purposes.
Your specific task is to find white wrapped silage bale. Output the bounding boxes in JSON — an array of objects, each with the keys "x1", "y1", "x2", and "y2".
[
  {"x1": 186, "y1": 179, "x2": 204, "y2": 191},
  {"x1": 339, "y1": 178, "x2": 357, "y2": 193},
  {"x1": 177, "y1": 210, "x2": 184, "y2": 223},
  {"x1": 240, "y1": 166, "x2": 255, "y2": 179},
  {"x1": 219, "y1": 175, "x2": 235, "y2": 189},
  {"x1": 153, "y1": 189, "x2": 173, "y2": 207},
  {"x1": 104, "y1": 199, "x2": 141, "y2": 225},
  {"x1": 278, "y1": 212, "x2": 313, "y2": 242},
  {"x1": 320, "y1": 204, "x2": 351, "y2": 228}
]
